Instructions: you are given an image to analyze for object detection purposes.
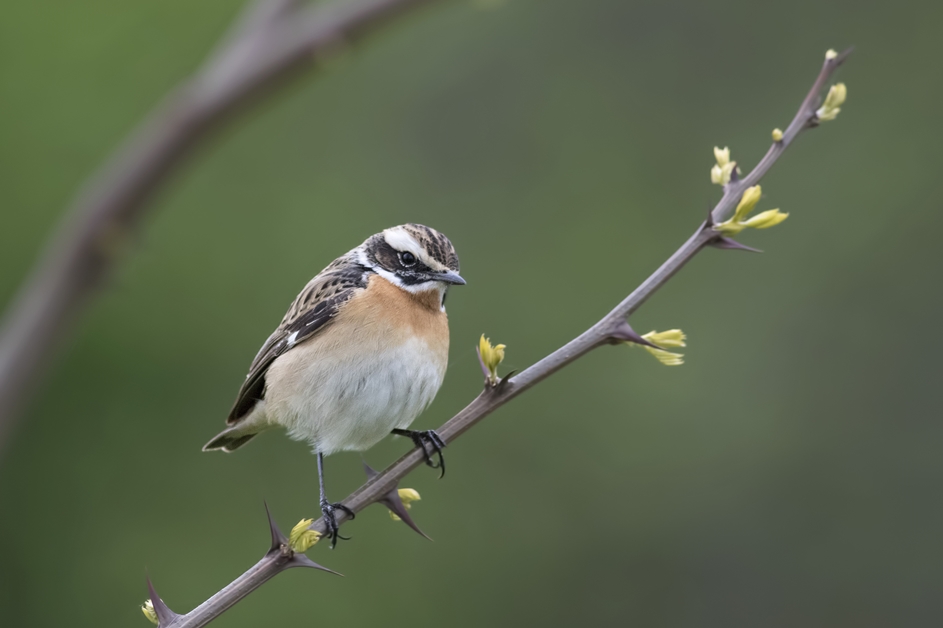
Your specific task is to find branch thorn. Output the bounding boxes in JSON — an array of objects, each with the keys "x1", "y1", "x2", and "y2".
[
  {"x1": 264, "y1": 501, "x2": 288, "y2": 552},
  {"x1": 704, "y1": 201, "x2": 715, "y2": 228},
  {"x1": 363, "y1": 462, "x2": 432, "y2": 541},
  {"x1": 146, "y1": 575, "x2": 180, "y2": 626},
  {"x1": 287, "y1": 552, "x2": 343, "y2": 576},
  {"x1": 496, "y1": 371, "x2": 516, "y2": 392},
  {"x1": 610, "y1": 321, "x2": 662, "y2": 349},
  {"x1": 710, "y1": 236, "x2": 763, "y2": 253}
]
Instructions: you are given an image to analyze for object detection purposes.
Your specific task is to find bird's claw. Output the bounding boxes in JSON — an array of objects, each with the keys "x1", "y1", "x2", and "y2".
[
  {"x1": 393, "y1": 429, "x2": 447, "y2": 478},
  {"x1": 319, "y1": 499, "x2": 355, "y2": 548}
]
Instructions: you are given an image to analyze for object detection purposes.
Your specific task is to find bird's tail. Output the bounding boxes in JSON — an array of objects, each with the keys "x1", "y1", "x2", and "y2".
[{"x1": 203, "y1": 425, "x2": 260, "y2": 453}]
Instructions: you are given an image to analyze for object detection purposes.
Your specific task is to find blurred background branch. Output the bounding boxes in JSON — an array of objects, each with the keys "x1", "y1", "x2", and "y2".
[
  {"x1": 144, "y1": 48, "x2": 850, "y2": 628},
  {"x1": 0, "y1": 0, "x2": 441, "y2": 454}
]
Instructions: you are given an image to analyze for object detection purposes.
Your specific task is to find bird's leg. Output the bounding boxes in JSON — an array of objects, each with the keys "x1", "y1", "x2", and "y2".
[
  {"x1": 317, "y1": 451, "x2": 354, "y2": 548},
  {"x1": 392, "y1": 428, "x2": 447, "y2": 478}
]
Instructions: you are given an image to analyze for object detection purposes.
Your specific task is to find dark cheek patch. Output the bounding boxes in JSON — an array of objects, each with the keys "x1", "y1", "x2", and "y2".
[{"x1": 372, "y1": 241, "x2": 400, "y2": 270}]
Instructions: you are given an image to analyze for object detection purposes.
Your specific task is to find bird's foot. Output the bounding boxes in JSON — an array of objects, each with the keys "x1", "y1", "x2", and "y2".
[
  {"x1": 319, "y1": 499, "x2": 355, "y2": 548},
  {"x1": 393, "y1": 428, "x2": 447, "y2": 478}
]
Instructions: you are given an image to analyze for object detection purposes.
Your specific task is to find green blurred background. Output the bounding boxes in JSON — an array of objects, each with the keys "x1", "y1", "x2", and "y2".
[{"x1": 2, "y1": 0, "x2": 942, "y2": 626}]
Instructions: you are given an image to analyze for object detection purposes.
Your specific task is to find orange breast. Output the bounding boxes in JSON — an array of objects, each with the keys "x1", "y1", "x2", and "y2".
[{"x1": 330, "y1": 274, "x2": 450, "y2": 365}]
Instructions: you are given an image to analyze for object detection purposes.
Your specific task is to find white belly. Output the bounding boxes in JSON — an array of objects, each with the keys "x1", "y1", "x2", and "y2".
[{"x1": 262, "y1": 334, "x2": 447, "y2": 455}]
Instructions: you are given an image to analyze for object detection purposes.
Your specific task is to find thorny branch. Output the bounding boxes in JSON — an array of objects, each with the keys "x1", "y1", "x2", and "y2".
[
  {"x1": 0, "y1": 0, "x2": 441, "y2": 451},
  {"x1": 144, "y1": 46, "x2": 853, "y2": 628}
]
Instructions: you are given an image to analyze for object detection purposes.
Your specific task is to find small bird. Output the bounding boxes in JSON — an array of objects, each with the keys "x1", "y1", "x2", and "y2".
[{"x1": 203, "y1": 224, "x2": 464, "y2": 545}]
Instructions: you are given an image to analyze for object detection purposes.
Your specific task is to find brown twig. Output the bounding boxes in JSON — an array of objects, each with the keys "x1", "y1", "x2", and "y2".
[
  {"x1": 145, "y1": 47, "x2": 852, "y2": 628},
  {"x1": 0, "y1": 0, "x2": 441, "y2": 451}
]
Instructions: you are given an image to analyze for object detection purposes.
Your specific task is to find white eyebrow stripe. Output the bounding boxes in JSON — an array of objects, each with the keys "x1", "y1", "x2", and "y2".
[{"x1": 383, "y1": 227, "x2": 423, "y2": 257}]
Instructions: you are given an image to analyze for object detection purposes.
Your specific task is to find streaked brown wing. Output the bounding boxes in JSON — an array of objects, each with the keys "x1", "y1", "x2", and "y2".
[{"x1": 226, "y1": 259, "x2": 367, "y2": 424}]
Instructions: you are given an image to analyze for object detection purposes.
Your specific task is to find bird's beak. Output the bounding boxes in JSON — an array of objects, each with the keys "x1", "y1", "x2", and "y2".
[{"x1": 438, "y1": 270, "x2": 466, "y2": 285}]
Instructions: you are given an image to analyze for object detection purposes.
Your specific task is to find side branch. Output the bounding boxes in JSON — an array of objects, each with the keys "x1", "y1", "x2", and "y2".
[{"x1": 151, "y1": 48, "x2": 851, "y2": 628}]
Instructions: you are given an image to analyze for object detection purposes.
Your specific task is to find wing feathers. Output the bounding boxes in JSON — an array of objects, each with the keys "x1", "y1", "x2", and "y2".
[{"x1": 226, "y1": 257, "x2": 368, "y2": 424}]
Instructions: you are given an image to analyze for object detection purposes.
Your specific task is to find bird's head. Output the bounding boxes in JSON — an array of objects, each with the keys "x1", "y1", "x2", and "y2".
[{"x1": 359, "y1": 224, "x2": 464, "y2": 297}]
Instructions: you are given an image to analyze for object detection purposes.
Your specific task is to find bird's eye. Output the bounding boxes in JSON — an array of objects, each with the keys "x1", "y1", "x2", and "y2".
[{"x1": 400, "y1": 251, "x2": 417, "y2": 267}]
